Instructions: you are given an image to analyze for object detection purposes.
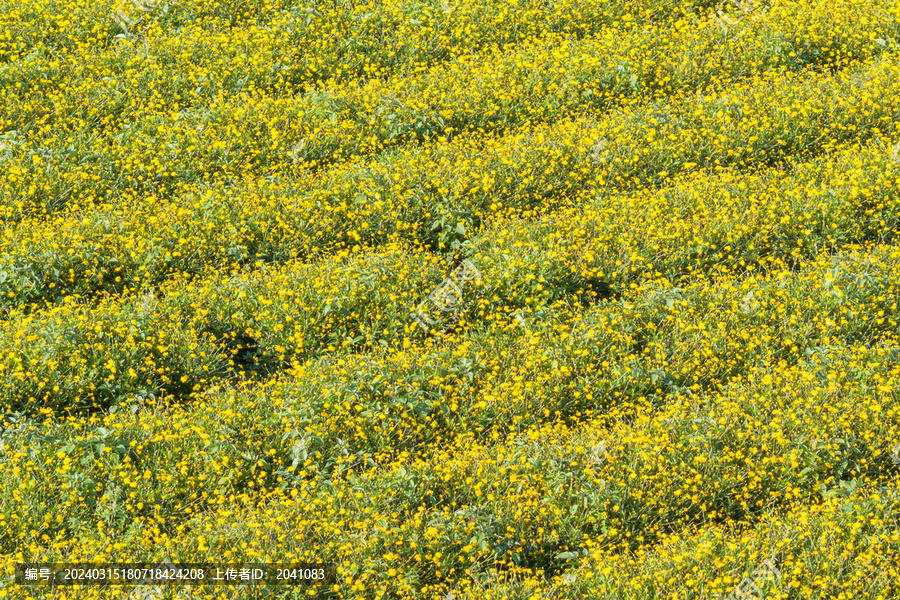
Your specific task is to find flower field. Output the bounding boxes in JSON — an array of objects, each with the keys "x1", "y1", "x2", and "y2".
[{"x1": 1, "y1": 0, "x2": 900, "y2": 597}]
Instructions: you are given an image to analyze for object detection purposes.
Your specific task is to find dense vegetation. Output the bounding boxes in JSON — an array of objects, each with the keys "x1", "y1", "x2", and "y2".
[{"x1": 1, "y1": 0, "x2": 900, "y2": 597}]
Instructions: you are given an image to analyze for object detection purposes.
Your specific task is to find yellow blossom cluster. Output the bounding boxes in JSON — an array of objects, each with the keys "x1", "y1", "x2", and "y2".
[{"x1": 1, "y1": 0, "x2": 900, "y2": 598}]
